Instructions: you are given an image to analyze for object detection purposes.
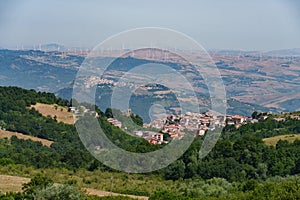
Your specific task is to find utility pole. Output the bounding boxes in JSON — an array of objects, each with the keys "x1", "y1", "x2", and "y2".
[{"x1": 110, "y1": 176, "x2": 113, "y2": 196}]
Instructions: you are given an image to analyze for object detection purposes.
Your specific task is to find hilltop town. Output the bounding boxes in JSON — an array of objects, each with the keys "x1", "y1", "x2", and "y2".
[
  {"x1": 104, "y1": 109, "x2": 300, "y2": 145},
  {"x1": 105, "y1": 109, "x2": 249, "y2": 144},
  {"x1": 140, "y1": 112, "x2": 250, "y2": 144}
]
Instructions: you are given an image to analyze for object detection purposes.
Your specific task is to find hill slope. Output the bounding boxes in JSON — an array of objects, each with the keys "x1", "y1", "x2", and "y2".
[
  {"x1": 30, "y1": 103, "x2": 75, "y2": 125},
  {"x1": 0, "y1": 130, "x2": 53, "y2": 147}
]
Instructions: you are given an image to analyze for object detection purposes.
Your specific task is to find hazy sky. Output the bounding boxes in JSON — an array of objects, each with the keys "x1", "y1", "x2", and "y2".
[{"x1": 0, "y1": 0, "x2": 300, "y2": 51}]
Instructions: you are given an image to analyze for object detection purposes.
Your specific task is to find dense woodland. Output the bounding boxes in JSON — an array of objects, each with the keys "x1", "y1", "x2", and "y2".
[{"x1": 1, "y1": 86, "x2": 300, "y2": 199}]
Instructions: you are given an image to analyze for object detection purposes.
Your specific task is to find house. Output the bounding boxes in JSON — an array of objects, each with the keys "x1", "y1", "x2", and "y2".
[
  {"x1": 107, "y1": 118, "x2": 122, "y2": 128},
  {"x1": 198, "y1": 129, "x2": 206, "y2": 136},
  {"x1": 69, "y1": 107, "x2": 76, "y2": 112},
  {"x1": 272, "y1": 118, "x2": 285, "y2": 122},
  {"x1": 122, "y1": 109, "x2": 132, "y2": 117},
  {"x1": 169, "y1": 132, "x2": 183, "y2": 139},
  {"x1": 227, "y1": 121, "x2": 235, "y2": 125},
  {"x1": 133, "y1": 131, "x2": 143, "y2": 137},
  {"x1": 142, "y1": 131, "x2": 163, "y2": 144},
  {"x1": 95, "y1": 146, "x2": 101, "y2": 151},
  {"x1": 154, "y1": 133, "x2": 163, "y2": 142},
  {"x1": 231, "y1": 115, "x2": 248, "y2": 124},
  {"x1": 251, "y1": 119, "x2": 259, "y2": 123},
  {"x1": 200, "y1": 118, "x2": 210, "y2": 126},
  {"x1": 162, "y1": 124, "x2": 181, "y2": 134},
  {"x1": 149, "y1": 119, "x2": 165, "y2": 129},
  {"x1": 146, "y1": 139, "x2": 158, "y2": 145},
  {"x1": 259, "y1": 115, "x2": 268, "y2": 122},
  {"x1": 290, "y1": 115, "x2": 300, "y2": 120}
]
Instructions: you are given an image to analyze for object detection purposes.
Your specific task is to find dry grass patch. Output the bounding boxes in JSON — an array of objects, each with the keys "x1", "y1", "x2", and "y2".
[
  {"x1": 0, "y1": 175, "x2": 30, "y2": 193},
  {"x1": 0, "y1": 129, "x2": 53, "y2": 147},
  {"x1": 263, "y1": 134, "x2": 300, "y2": 146},
  {"x1": 85, "y1": 188, "x2": 148, "y2": 200},
  {"x1": 31, "y1": 103, "x2": 75, "y2": 125},
  {"x1": 0, "y1": 174, "x2": 147, "y2": 199}
]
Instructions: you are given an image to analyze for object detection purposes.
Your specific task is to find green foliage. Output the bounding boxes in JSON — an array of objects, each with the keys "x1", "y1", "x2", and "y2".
[
  {"x1": 120, "y1": 189, "x2": 150, "y2": 197},
  {"x1": 0, "y1": 191, "x2": 24, "y2": 200},
  {"x1": 87, "y1": 196, "x2": 135, "y2": 200},
  {"x1": 33, "y1": 184, "x2": 85, "y2": 200},
  {"x1": 251, "y1": 111, "x2": 258, "y2": 119},
  {"x1": 22, "y1": 174, "x2": 54, "y2": 195},
  {"x1": 150, "y1": 190, "x2": 193, "y2": 200},
  {"x1": 2, "y1": 86, "x2": 300, "y2": 199},
  {"x1": 130, "y1": 114, "x2": 143, "y2": 127},
  {"x1": 104, "y1": 108, "x2": 113, "y2": 118},
  {"x1": 0, "y1": 86, "x2": 108, "y2": 171},
  {"x1": 0, "y1": 158, "x2": 14, "y2": 166},
  {"x1": 0, "y1": 174, "x2": 85, "y2": 200},
  {"x1": 163, "y1": 160, "x2": 186, "y2": 180}
]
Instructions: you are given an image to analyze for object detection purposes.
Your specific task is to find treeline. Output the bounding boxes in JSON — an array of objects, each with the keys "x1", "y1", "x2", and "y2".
[
  {"x1": 160, "y1": 134, "x2": 300, "y2": 182},
  {"x1": 159, "y1": 114, "x2": 300, "y2": 181},
  {"x1": 150, "y1": 176, "x2": 300, "y2": 199},
  {"x1": 226, "y1": 115, "x2": 300, "y2": 139},
  {"x1": 0, "y1": 86, "x2": 69, "y2": 108}
]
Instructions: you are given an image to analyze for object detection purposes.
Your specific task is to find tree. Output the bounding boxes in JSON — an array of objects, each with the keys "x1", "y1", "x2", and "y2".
[
  {"x1": 164, "y1": 160, "x2": 185, "y2": 180},
  {"x1": 251, "y1": 111, "x2": 258, "y2": 119},
  {"x1": 70, "y1": 98, "x2": 79, "y2": 107},
  {"x1": 0, "y1": 120, "x2": 7, "y2": 129},
  {"x1": 33, "y1": 184, "x2": 85, "y2": 200},
  {"x1": 130, "y1": 114, "x2": 143, "y2": 126},
  {"x1": 256, "y1": 163, "x2": 268, "y2": 180},
  {"x1": 22, "y1": 174, "x2": 54, "y2": 195},
  {"x1": 105, "y1": 108, "x2": 113, "y2": 118}
]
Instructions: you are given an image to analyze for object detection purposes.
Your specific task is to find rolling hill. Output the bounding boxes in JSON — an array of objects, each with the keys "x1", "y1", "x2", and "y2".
[{"x1": 1, "y1": 49, "x2": 300, "y2": 117}]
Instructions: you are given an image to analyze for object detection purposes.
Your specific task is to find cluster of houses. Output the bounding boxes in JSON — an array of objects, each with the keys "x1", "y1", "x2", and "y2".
[
  {"x1": 86, "y1": 76, "x2": 137, "y2": 90},
  {"x1": 143, "y1": 111, "x2": 298, "y2": 143},
  {"x1": 85, "y1": 77, "x2": 115, "y2": 89},
  {"x1": 107, "y1": 118, "x2": 122, "y2": 128},
  {"x1": 133, "y1": 131, "x2": 164, "y2": 144},
  {"x1": 226, "y1": 115, "x2": 249, "y2": 125},
  {"x1": 105, "y1": 111, "x2": 254, "y2": 144},
  {"x1": 290, "y1": 115, "x2": 300, "y2": 120},
  {"x1": 70, "y1": 104, "x2": 300, "y2": 145},
  {"x1": 144, "y1": 112, "x2": 227, "y2": 140}
]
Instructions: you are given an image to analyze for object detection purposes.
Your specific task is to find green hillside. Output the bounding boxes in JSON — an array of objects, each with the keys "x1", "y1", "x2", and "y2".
[
  {"x1": 263, "y1": 134, "x2": 300, "y2": 146},
  {"x1": 1, "y1": 86, "x2": 300, "y2": 199}
]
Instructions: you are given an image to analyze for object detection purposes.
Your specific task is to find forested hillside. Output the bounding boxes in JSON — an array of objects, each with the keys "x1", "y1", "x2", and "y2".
[
  {"x1": 1, "y1": 86, "x2": 300, "y2": 199},
  {"x1": 0, "y1": 86, "x2": 159, "y2": 170}
]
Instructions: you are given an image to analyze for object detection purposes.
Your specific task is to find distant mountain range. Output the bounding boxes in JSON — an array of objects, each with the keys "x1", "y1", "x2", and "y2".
[
  {"x1": 40, "y1": 43, "x2": 66, "y2": 51},
  {"x1": 0, "y1": 49, "x2": 78, "y2": 91},
  {"x1": 209, "y1": 48, "x2": 300, "y2": 56},
  {"x1": 263, "y1": 48, "x2": 300, "y2": 57},
  {"x1": 0, "y1": 49, "x2": 299, "y2": 118}
]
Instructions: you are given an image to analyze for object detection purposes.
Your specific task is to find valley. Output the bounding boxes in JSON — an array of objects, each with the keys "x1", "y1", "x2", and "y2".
[{"x1": 1, "y1": 49, "x2": 300, "y2": 116}]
